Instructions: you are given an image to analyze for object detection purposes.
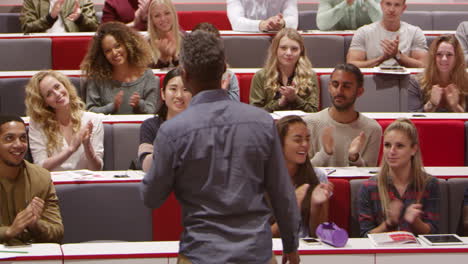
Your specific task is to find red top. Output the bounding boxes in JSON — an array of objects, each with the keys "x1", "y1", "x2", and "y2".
[{"x1": 102, "y1": 0, "x2": 147, "y2": 31}]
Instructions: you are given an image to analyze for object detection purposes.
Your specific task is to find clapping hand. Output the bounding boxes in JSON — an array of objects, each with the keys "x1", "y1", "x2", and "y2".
[
  {"x1": 348, "y1": 131, "x2": 366, "y2": 162},
  {"x1": 381, "y1": 35, "x2": 399, "y2": 61},
  {"x1": 321, "y1": 126, "x2": 335, "y2": 155},
  {"x1": 67, "y1": 0, "x2": 82, "y2": 22},
  {"x1": 404, "y1": 203, "x2": 423, "y2": 224},
  {"x1": 311, "y1": 182, "x2": 334, "y2": 206},
  {"x1": 129, "y1": 92, "x2": 141, "y2": 109}
]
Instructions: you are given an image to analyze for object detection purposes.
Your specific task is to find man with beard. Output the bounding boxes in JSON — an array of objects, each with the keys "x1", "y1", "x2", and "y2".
[
  {"x1": 303, "y1": 63, "x2": 382, "y2": 167},
  {"x1": 0, "y1": 115, "x2": 63, "y2": 245}
]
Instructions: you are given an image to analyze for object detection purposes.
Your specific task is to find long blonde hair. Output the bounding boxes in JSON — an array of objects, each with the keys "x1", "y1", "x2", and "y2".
[
  {"x1": 147, "y1": 0, "x2": 182, "y2": 65},
  {"x1": 25, "y1": 71, "x2": 84, "y2": 155},
  {"x1": 377, "y1": 118, "x2": 430, "y2": 215},
  {"x1": 419, "y1": 34, "x2": 468, "y2": 109},
  {"x1": 263, "y1": 28, "x2": 314, "y2": 97}
]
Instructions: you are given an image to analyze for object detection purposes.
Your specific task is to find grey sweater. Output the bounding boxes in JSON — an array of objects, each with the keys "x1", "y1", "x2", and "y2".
[{"x1": 85, "y1": 69, "x2": 161, "y2": 114}]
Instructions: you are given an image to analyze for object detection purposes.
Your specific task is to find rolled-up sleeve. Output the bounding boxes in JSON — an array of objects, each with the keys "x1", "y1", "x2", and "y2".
[{"x1": 140, "y1": 130, "x2": 175, "y2": 209}]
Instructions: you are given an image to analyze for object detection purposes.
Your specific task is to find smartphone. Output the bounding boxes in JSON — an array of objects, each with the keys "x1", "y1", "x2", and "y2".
[{"x1": 302, "y1": 238, "x2": 321, "y2": 245}]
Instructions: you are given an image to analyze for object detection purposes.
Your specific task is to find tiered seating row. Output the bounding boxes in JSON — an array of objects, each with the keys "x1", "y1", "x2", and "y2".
[
  {"x1": 0, "y1": 10, "x2": 467, "y2": 33},
  {"x1": 0, "y1": 32, "x2": 446, "y2": 70},
  {"x1": 0, "y1": 68, "x2": 434, "y2": 116},
  {"x1": 53, "y1": 174, "x2": 468, "y2": 243}
]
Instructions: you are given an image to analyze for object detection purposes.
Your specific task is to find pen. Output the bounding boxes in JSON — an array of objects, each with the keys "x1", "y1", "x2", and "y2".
[
  {"x1": 326, "y1": 169, "x2": 336, "y2": 175},
  {"x1": 0, "y1": 250, "x2": 28, "y2": 254}
]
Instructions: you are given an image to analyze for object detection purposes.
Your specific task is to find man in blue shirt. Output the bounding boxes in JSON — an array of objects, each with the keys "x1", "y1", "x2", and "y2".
[{"x1": 140, "y1": 31, "x2": 300, "y2": 264}]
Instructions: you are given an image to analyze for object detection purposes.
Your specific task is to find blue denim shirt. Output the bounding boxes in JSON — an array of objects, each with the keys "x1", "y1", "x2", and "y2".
[{"x1": 141, "y1": 89, "x2": 300, "y2": 264}]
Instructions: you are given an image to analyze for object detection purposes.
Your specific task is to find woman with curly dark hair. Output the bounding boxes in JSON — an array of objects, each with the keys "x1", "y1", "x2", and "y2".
[{"x1": 81, "y1": 21, "x2": 161, "y2": 114}]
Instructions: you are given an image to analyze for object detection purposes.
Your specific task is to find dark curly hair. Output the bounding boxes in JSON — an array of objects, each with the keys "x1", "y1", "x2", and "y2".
[
  {"x1": 80, "y1": 22, "x2": 151, "y2": 81},
  {"x1": 180, "y1": 30, "x2": 225, "y2": 83}
]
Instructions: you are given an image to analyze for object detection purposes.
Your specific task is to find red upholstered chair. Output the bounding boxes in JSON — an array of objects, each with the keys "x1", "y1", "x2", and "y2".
[
  {"x1": 377, "y1": 119, "x2": 465, "y2": 166},
  {"x1": 328, "y1": 179, "x2": 350, "y2": 233},
  {"x1": 237, "y1": 73, "x2": 255, "y2": 104},
  {"x1": 152, "y1": 192, "x2": 183, "y2": 241},
  {"x1": 151, "y1": 179, "x2": 351, "y2": 240},
  {"x1": 51, "y1": 36, "x2": 92, "y2": 70},
  {"x1": 177, "y1": 11, "x2": 232, "y2": 31}
]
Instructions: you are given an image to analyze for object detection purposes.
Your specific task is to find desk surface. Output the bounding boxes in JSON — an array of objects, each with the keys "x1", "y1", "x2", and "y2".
[
  {"x1": 59, "y1": 237, "x2": 468, "y2": 259},
  {"x1": 0, "y1": 243, "x2": 61, "y2": 262},
  {"x1": 49, "y1": 167, "x2": 468, "y2": 184}
]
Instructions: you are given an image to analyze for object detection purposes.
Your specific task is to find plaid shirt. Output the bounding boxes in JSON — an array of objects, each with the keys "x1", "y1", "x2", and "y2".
[{"x1": 358, "y1": 176, "x2": 440, "y2": 237}]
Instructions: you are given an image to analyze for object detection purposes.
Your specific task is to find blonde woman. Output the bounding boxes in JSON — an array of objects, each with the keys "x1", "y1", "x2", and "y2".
[
  {"x1": 25, "y1": 71, "x2": 104, "y2": 171},
  {"x1": 81, "y1": 22, "x2": 160, "y2": 114},
  {"x1": 358, "y1": 118, "x2": 440, "y2": 236},
  {"x1": 409, "y1": 34, "x2": 468, "y2": 112},
  {"x1": 249, "y1": 28, "x2": 319, "y2": 113},
  {"x1": 147, "y1": 0, "x2": 184, "y2": 68}
]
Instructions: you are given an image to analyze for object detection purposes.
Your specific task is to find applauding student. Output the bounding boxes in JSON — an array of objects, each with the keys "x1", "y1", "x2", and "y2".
[
  {"x1": 26, "y1": 71, "x2": 104, "y2": 171},
  {"x1": 250, "y1": 28, "x2": 319, "y2": 112},
  {"x1": 408, "y1": 35, "x2": 468, "y2": 112},
  {"x1": 272, "y1": 115, "x2": 334, "y2": 237},
  {"x1": 81, "y1": 22, "x2": 161, "y2": 115},
  {"x1": 148, "y1": 0, "x2": 185, "y2": 69},
  {"x1": 20, "y1": 0, "x2": 99, "y2": 33},
  {"x1": 303, "y1": 63, "x2": 382, "y2": 167},
  {"x1": 358, "y1": 118, "x2": 440, "y2": 236}
]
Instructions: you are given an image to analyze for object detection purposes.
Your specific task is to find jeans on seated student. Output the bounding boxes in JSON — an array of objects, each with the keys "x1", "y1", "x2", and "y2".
[{"x1": 358, "y1": 118, "x2": 440, "y2": 237}]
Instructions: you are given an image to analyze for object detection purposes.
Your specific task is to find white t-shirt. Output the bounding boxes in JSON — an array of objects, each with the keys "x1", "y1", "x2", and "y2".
[
  {"x1": 226, "y1": 0, "x2": 298, "y2": 32},
  {"x1": 29, "y1": 112, "x2": 104, "y2": 171},
  {"x1": 349, "y1": 21, "x2": 427, "y2": 66},
  {"x1": 47, "y1": 0, "x2": 66, "y2": 33}
]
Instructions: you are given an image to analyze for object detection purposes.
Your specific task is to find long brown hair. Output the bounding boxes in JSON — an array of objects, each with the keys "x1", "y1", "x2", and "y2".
[
  {"x1": 377, "y1": 118, "x2": 430, "y2": 215},
  {"x1": 276, "y1": 115, "x2": 319, "y2": 224},
  {"x1": 419, "y1": 34, "x2": 468, "y2": 108}
]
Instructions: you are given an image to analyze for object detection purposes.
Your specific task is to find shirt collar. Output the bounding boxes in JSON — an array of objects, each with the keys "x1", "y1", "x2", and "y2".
[{"x1": 189, "y1": 89, "x2": 230, "y2": 106}]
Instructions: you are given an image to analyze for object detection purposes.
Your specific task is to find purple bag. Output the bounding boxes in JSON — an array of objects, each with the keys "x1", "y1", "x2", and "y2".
[{"x1": 315, "y1": 222, "x2": 348, "y2": 247}]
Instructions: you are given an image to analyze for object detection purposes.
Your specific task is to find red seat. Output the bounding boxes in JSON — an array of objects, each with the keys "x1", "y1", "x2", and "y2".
[
  {"x1": 51, "y1": 36, "x2": 92, "y2": 70},
  {"x1": 377, "y1": 119, "x2": 465, "y2": 166},
  {"x1": 152, "y1": 179, "x2": 351, "y2": 240},
  {"x1": 152, "y1": 192, "x2": 183, "y2": 241},
  {"x1": 237, "y1": 73, "x2": 255, "y2": 104},
  {"x1": 177, "y1": 11, "x2": 232, "y2": 31},
  {"x1": 328, "y1": 179, "x2": 350, "y2": 232}
]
